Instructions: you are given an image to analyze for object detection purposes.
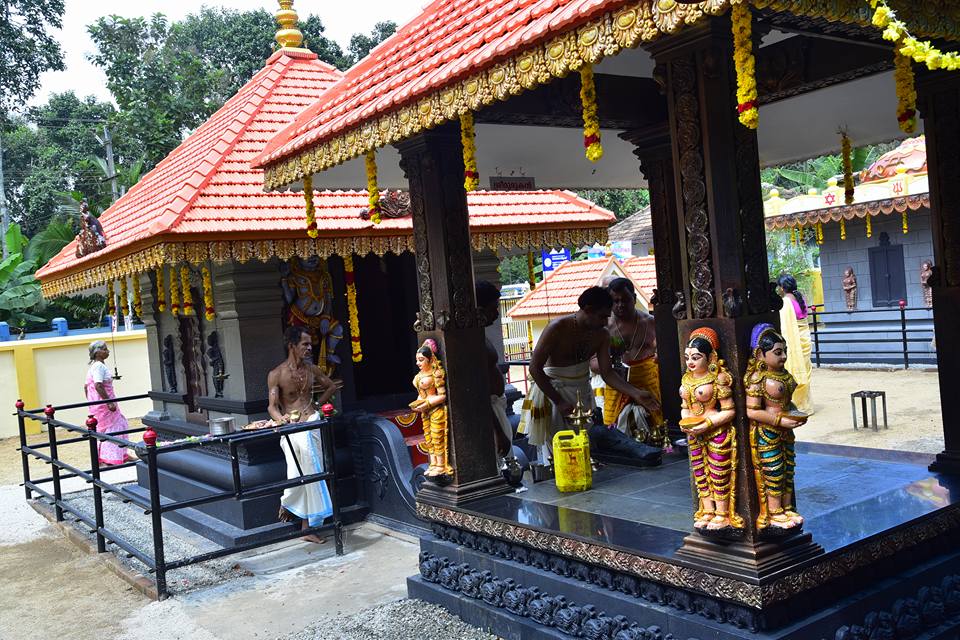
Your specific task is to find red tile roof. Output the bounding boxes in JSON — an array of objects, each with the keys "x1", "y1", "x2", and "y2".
[
  {"x1": 36, "y1": 48, "x2": 613, "y2": 285},
  {"x1": 507, "y1": 254, "x2": 655, "y2": 319},
  {"x1": 253, "y1": 0, "x2": 626, "y2": 170}
]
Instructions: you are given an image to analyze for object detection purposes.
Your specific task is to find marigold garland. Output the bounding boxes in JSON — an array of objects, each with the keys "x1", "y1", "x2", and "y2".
[
  {"x1": 866, "y1": 214, "x2": 873, "y2": 239},
  {"x1": 790, "y1": 227, "x2": 797, "y2": 246},
  {"x1": 106, "y1": 280, "x2": 116, "y2": 317},
  {"x1": 902, "y1": 211, "x2": 909, "y2": 234},
  {"x1": 841, "y1": 133, "x2": 855, "y2": 205},
  {"x1": 119, "y1": 276, "x2": 128, "y2": 317},
  {"x1": 892, "y1": 52, "x2": 918, "y2": 134},
  {"x1": 870, "y1": 0, "x2": 960, "y2": 72},
  {"x1": 527, "y1": 250, "x2": 536, "y2": 289},
  {"x1": 169, "y1": 267, "x2": 180, "y2": 316},
  {"x1": 303, "y1": 174, "x2": 318, "y2": 238},
  {"x1": 840, "y1": 218, "x2": 847, "y2": 241},
  {"x1": 579, "y1": 64, "x2": 603, "y2": 162},
  {"x1": 180, "y1": 266, "x2": 195, "y2": 316},
  {"x1": 365, "y1": 150, "x2": 382, "y2": 225},
  {"x1": 155, "y1": 268, "x2": 166, "y2": 313},
  {"x1": 202, "y1": 265, "x2": 215, "y2": 321},
  {"x1": 460, "y1": 112, "x2": 479, "y2": 191},
  {"x1": 816, "y1": 222, "x2": 824, "y2": 245},
  {"x1": 732, "y1": 3, "x2": 759, "y2": 130},
  {"x1": 132, "y1": 275, "x2": 142, "y2": 318},
  {"x1": 343, "y1": 254, "x2": 362, "y2": 363}
]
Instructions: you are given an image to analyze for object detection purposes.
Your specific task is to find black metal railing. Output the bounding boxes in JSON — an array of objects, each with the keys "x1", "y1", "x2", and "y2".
[
  {"x1": 16, "y1": 396, "x2": 343, "y2": 598},
  {"x1": 808, "y1": 303, "x2": 935, "y2": 369}
]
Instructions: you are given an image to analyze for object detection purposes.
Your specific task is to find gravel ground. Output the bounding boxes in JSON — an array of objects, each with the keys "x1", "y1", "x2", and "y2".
[{"x1": 281, "y1": 600, "x2": 499, "y2": 640}]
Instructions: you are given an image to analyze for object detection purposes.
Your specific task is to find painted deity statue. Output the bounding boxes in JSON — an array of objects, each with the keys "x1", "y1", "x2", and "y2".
[
  {"x1": 411, "y1": 339, "x2": 453, "y2": 478},
  {"x1": 679, "y1": 327, "x2": 743, "y2": 534},
  {"x1": 280, "y1": 257, "x2": 344, "y2": 375},
  {"x1": 744, "y1": 323, "x2": 808, "y2": 533},
  {"x1": 842, "y1": 267, "x2": 858, "y2": 311},
  {"x1": 75, "y1": 200, "x2": 107, "y2": 258},
  {"x1": 920, "y1": 261, "x2": 934, "y2": 308}
]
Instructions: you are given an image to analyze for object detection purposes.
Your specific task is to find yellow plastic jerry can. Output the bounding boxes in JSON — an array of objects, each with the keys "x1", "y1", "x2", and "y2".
[{"x1": 553, "y1": 429, "x2": 592, "y2": 492}]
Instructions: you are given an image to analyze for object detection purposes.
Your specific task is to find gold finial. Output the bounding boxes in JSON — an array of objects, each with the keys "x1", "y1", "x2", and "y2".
[{"x1": 275, "y1": 0, "x2": 304, "y2": 50}]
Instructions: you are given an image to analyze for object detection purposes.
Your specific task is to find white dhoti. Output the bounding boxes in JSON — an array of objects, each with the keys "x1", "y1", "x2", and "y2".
[
  {"x1": 615, "y1": 404, "x2": 650, "y2": 438},
  {"x1": 280, "y1": 412, "x2": 333, "y2": 527},
  {"x1": 518, "y1": 362, "x2": 593, "y2": 449}
]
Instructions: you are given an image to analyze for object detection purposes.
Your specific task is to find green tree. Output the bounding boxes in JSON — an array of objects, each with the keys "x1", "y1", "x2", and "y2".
[
  {"x1": 347, "y1": 21, "x2": 397, "y2": 63},
  {"x1": 0, "y1": 0, "x2": 66, "y2": 113},
  {"x1": 0, "y1": 224, "x2": 44, "y2": 327},
  {"x1": 575, "y1": 189, "x2": 650, "y2": 220}
]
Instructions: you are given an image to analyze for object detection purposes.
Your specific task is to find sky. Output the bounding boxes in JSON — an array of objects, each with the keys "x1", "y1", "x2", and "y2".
[{"x1": 32, "y1": 0, "x2": 428, "y2": 106}]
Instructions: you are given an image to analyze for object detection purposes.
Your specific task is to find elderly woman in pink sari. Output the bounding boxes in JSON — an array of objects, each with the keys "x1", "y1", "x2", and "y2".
[{"x1": 85, "y1": 340, "x2": 131, "y2": 465}]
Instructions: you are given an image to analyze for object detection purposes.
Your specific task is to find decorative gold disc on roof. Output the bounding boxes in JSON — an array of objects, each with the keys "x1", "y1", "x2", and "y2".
[{"x1": 275, "y1": 0, "x2": 304, "y2": 50}]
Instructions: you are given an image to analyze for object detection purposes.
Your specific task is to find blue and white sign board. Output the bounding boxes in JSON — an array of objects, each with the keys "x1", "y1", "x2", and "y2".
[{"x1": 541, "y1": 248, "x2": 571, "y2": 272}]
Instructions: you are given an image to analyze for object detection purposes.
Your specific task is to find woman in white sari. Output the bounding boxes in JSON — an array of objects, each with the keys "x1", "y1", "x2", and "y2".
[{"x1": 777, "y1": 274, "x2": 814, "y2": 413}]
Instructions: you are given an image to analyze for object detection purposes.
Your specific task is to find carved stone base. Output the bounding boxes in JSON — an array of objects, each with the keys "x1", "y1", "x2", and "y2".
[
  {"x1": 415, "y1": 474, "x2": 513, "y2": 507},
  {"x1": 676, "y1": 530, "x2": 824, "y2": 582}
]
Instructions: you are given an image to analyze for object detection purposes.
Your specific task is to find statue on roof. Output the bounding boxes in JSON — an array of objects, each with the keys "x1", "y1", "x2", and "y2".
[
  {"x1": 75, "y1": 201, "x2": 107, "y2": 258},
  {"x1": 280, "y1": 257, "x2": 344, "y2": 376}
]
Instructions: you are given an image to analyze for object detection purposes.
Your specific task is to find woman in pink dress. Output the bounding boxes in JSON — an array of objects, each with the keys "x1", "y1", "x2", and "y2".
[{"x1": 85, "y1": 340, "x2": 131, "y2": 465}]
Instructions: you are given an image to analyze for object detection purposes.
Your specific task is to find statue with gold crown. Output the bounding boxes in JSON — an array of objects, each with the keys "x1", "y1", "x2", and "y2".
[
  {"x1": 744, "y1": 323, "x2": 808, "y2": 534},
  {"x1": 280, "y1": 256, "x2": 344, "y2": 376},
  {"x1": 410, "y1": 339, "x2": 453, "y2": 478},
  {"x1": 679, "y1": 327, "x2": 743, "y2": 535}
]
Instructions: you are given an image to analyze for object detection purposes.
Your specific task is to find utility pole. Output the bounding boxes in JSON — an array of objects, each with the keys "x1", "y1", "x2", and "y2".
[
  {"x1": 102, "y1": 126, "x2": 119, "y2": 203},
  {"x1": 0, "y1": 134, "x2": 8, "y2": 259}
]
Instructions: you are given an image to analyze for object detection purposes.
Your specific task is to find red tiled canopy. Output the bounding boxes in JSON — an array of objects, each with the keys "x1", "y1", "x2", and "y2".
[
  {"x1": 507, "y1": 255, "x2": 655, "y2": 320},
  {"x1": 36, "y1": 47, "x2": 613, "y2": 298}
]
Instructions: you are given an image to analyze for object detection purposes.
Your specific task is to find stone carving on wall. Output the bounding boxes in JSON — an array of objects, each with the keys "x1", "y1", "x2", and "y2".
[
  {"x1": 921, "y1": 261, "x2": 934, "y2": 308},
  {"x1": 206, "y1": 331, "x2": 228, "y2": 398},
  {"x1": 401, "y1": 154, "x2": 436, "y2": 332},
  {"x1": 162, "y1": 334, "x2": 178, "y2": 393},
  {"x1": 280, "y1": 256, "x2": 344, "y2": 375},
  {"x1": 842, "y1": 267, "x2": 858, "y2": 311}
]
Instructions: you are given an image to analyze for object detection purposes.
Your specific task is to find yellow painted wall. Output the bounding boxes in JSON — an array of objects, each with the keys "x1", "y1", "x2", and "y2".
[{"x1": 0, "y1": 331, "x2": 151, "y2": 438}]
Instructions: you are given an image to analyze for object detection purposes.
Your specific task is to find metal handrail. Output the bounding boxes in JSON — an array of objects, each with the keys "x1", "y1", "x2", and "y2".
[{"x1": 808, "y1": 303, "x2": 933, "y2": 369}]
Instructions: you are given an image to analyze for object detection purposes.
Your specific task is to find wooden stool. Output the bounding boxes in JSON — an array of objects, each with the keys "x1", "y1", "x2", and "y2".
[{"x1": 850, "y1": 390, "x2": 888, "y2": 432}]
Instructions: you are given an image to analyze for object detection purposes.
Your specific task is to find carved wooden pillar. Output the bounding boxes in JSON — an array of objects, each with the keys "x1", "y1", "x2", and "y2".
[
  {"x1": 917, "y1": 70, "x2": 960, "y2": 475},
  {"x1": 397, "y1": 123, "x2": 511, "y2": 506},
  {"x1": 621, "y1": 123, "x2": 682, "y2": 428},
  {"x1": 648, "y1": 17, "x2": 822, "y2": 578}
]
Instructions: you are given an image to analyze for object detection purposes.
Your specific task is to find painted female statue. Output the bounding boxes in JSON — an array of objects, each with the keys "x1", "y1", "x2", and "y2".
[
  {"x1": 411, "y1": 339, "x2": 453, "y2": 477},
  {"x1": 744, "y1": 323, "x2": 808, "y2": 532},
  {"x1": 679, "y1": 327, "x2": 743, "y2": 533},
  {"x1": 777, "y1": 274, "x2": 813, "y2": 413}
]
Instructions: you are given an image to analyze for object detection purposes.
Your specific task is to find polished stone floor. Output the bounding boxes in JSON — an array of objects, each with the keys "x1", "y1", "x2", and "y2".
[{"x1": 466, "y1": 448, "x2": 960, "y2": 559}]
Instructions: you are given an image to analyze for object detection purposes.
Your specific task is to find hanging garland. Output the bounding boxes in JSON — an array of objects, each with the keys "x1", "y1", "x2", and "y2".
[
  {"x1": 866, "y1": 214, "x2": 873, "y2": 239},
  {"x1": 841, "y1": 132, "x2": 855, "y2": 205},
  {"x1": 202, "y1": 265, "x2": 215, "y2": 321},
  {"x1": 840, "y1": 218, "x2": 847, "y2": 241},
  {"x1": 893, "y1": 52, "x2": 918, "y2": 134},
  {"x1": 870, "y1": 1, "x2": 960, "y2": 71},
  {"x1": 460, "y1": 112, "x2": 479, "y2": 191},
  {"x1": 579, "y1": 64, "x2": 603, "y2": 162},
  {"x1": 119, "y1": 276, "x2": 128, "y2": 318},
  {"x1": 106, "y1": 280, "x2": 116, "y2": 317},
  {"x1": 732, "y1": 3, "x2": 759, "y2": 130},
  {"x1": 180, "y1": 266, "x2": 195, "y2": 316},
  {"x1": 790, "y1": 227, "x2": 797, "y2": 246},
  {"x1": 169, "y1": 266, "x2": 181, "y2": 316},
  {"x1": 303, "y1": 174, "x2": 318, "y2": 239},
  {"x1": 816, "y1": 222, "x2": 824, "y2": 245},
  {"x1": 902, "y1": 210, "x2": 909, "y2": 234},
  {"x1": 155, "y1": 268, "x2": 166, "y2": 313},
  {"x1": 132, "y1": 274, "x2": 142, "y2": 318},
  {"x1": 365, "y1": 150, "x2": 382, "y2": 225},
  {"x1": 343, "y1": 254, "x2": 362, "y2": 363},
  {"x1": 527, "y1": 250, "x2": 536, "y2": 289}
]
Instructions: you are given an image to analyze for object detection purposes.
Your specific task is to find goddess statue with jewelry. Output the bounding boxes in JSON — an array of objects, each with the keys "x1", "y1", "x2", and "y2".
[
  {"x1": 744, "y1": 323, "x2": 808, "y2": 532},
  {"x1": 679, "y1": 327, "x2": 742, "y2": 533},
  {"x1": 410, "y1": 339, "x2": 452, "y2": 478}
]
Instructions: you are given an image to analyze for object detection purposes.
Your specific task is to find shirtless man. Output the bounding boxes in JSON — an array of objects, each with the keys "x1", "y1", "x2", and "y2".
[
  {"x1": 519, "y1": 286, "x2": 649, "y2": 459},
  {"x1": 267, "y1": 326, "x2": 343, "y2": 542},
  {"x1": 594, "y1": 278, "x2": 663, "y2": 438}
]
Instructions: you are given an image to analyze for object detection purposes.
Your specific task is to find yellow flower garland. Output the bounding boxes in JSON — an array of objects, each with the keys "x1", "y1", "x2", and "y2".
[
  {"x1": 365, "y1": 150, "x2": 382, "y2": 225},
  {"x1": 169, "y1": 267, "x2": 180, "y2": 316},
  {"x1": 866, "y1": 214, "x2": 873, "y2": 238},
  {"x1": 343, "y1": 254, "x2": 362, "y2": 363},
  {"x1": 202, "y1": 265, "x2": 215, "y2": 321},
  {"x1": 732, "y1": 3, "x2": 759, "y2": 130},
  {"x1": 527, "y1": 250, "x2": 536, "y2": 289},
  {"x1": 816, "y1": 222, "x2": 824, "y2": 245},
  {"x1": 840, "y1": 217, "x2": 847, "y2": 241},
  {"x1": 132, "y1": 274, "x2": 143, "y2": 318},
  {"x1": 155, "y1": 268, "x2": 166, "y2": 313},
  {"x1": 106, "y1": 280, "x2": 116, "y2": 317},
  {"x1": 902, "y1": 210, "x2": 909, "y2": 234},
  {"x1": 119, "y1": 276, "x2": 128, "y2": 317},
  {"x1": 870, "y1": 0, "x2": 960, "y2": 71},
  {"x1": 303, "y1": 174, "x2": 318, "y2": 239},
  {"x1": 180, "y1": 265, "x2": 195, "y2": 316},
  {"x1": 579, "y1": 64, "x2": 603, "y2": 162},
  {"x1": 841, "y1": 133, "x2": 855, "y2": 205},
  {"x1": 790, "y1": 227, "x2": 797, "y2": 246},
  {"x1": 460, "y1": 112, "x2": 479, "y2": 192},
  {"x1": 893, "y1": 52, "x2": 917, "y2": 134}
]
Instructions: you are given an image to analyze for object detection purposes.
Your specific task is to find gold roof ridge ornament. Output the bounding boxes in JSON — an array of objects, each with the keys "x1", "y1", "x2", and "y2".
[{"x1": 275, "y1": 0, "x2": 305, "y2": 51}]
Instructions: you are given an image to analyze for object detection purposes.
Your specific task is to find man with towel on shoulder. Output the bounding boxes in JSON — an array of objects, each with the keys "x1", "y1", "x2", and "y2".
[{"x1": 519, "y1": 286, "x2": 650, "y2": 462}]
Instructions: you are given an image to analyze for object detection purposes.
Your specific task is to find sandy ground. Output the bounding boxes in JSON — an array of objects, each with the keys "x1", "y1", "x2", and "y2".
[{"x1": 799, "y1": 367, "x2": 944, "y2": 453}]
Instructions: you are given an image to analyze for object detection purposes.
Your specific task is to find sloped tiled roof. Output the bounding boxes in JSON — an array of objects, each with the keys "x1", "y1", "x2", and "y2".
[
  {"x1": 607, "y1": 207, "x2": 652, "y2": 245},
  {"x1": 36, "y1": 47, "x2": 613, "y2": 294},
  {"x1": 507, "y1": 255, "x2": 655, "y2": 320}
]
